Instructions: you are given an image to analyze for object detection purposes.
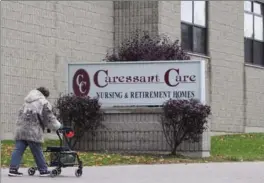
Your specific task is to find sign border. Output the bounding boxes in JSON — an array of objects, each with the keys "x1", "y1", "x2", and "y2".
[{"x1": 66, "y1": 60, "x2": 206, "y2": 108}]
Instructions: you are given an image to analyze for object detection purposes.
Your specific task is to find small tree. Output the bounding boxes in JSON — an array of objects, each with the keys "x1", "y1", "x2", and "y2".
[
  {"x1": 105, "y1": 31, "x2": 190, "y2": 62},
  {"x1": 53, "y1": 94, "x2": 105, "y2": 149},
  {"x1": 160, "y1": 99, "x2": 211, "y2": 155}
]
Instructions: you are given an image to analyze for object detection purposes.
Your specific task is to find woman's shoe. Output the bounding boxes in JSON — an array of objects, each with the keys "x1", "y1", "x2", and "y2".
[
  {"x1": 8, "y1": 169, "x2": 23, "y2": 177},
  {"x1": 39, "y1": 170, "x2": 51, "y2": 177}
]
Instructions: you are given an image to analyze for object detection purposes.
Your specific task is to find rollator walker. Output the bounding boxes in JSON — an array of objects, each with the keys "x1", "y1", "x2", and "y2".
[{"x1": 27, "y1": 127, "x2": 83, "y2": 178}]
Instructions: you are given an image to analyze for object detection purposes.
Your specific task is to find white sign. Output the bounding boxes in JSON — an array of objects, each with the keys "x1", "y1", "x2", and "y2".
[{"x1": 67, "y1": 60, "x2": 206, "y2": 107}]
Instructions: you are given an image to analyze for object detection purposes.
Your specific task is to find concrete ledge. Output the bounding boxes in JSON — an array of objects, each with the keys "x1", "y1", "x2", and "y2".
[
  {"x1": 1, "y1": 132, "x2": 14, "y2": 140},
  {"x1": 210, "y1": 131, "x2": 241, "y2": 136},
  {"x1": 245, "y1": 63, "x2": 264, "y2": 70},
  {"x1": 180, "y1": 150, "x2": 210, "y2": 158},
  {"x1": 210, "y1": 128, "x2": 264, "y2": 136},
  {"x1": 245, "y1": 126, "x2": 264, "y2": 133},
  {"x1": 122, "y1": 151, "x2": 211, "y2": 158}
]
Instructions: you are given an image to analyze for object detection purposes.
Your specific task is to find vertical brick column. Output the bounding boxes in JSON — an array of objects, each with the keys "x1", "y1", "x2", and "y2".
[
  {"x1": 158, "y1": 1, "x2": 181, "y2": 41},
  {"x1": 113, "y1": 1, "x2": 159, "y2": 48},
  {"x1": 209, "y1": 1, "x2": 245, "y2": 133}
]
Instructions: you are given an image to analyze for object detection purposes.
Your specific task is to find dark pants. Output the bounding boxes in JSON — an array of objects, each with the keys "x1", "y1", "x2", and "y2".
[{"x1": 9, "y1": 140, "x2": 48, "y2": 172}]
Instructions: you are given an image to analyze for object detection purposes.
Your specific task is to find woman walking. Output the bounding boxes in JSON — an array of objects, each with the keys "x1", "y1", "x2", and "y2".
[{"x1": 8, "y1": 87, "x2": 62, "y2": 177}]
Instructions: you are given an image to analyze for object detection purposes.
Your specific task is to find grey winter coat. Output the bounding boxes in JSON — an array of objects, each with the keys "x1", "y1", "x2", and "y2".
[{"x1": 14, "y1": 89, "x2": 61, "y2": 143}]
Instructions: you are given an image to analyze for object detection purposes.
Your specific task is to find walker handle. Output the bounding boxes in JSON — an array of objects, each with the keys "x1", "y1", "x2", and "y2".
[
  {"x1": 56, "y1": 127, "x2": 75, "y2": 149},
  {"x1": 56, "y1": 127, "x2": 74, "y2": 140},
  {"x1": 56, "y1": 127, "x2": 73, "y2": 134}
]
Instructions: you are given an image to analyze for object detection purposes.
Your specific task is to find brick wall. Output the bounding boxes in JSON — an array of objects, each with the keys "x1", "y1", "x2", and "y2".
[
  {"x1": 208, "y1": 1, "x2": 245, "y2": 133},
  {"x1": 2, "y1": 0, "x2": 264, "y2": 142},
  {"x1": 158, "y1": 1, "x2": 264, "y2": 134},
  {"x1": 1, "y1": 1, "x2": 113, "y2": 138},
  {"x1": 245, "y1": 65, "x2": 264, "y2": 132}
]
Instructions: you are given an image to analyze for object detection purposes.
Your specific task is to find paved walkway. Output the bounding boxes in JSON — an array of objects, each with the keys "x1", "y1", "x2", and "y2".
[{"x1": 1, "y1": 162, "x2": 264, "y2": 183}]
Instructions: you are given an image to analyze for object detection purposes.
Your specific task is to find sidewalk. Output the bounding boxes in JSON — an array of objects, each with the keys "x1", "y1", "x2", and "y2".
[{"x1": 2, "y1": 162, "x2": 264, "y2": 183}]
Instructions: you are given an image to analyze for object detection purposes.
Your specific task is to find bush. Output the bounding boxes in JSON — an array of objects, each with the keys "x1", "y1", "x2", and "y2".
[
  {"x1": 53, "y1": 94, "x2": 105, "y2": 149},
  {"x1": 105, "y1": 31, "x2": 190, "y2": 61},
  {"x1": 160, "y1": 99, "x2": 211, "y2": 155}
]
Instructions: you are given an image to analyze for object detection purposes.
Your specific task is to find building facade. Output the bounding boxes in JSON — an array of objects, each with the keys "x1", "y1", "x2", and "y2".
[{"x1": 1, "y1": 1, "x2": 264, "y2": 143}]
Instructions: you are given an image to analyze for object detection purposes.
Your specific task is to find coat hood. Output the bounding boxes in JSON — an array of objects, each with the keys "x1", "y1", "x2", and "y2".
[{"x1": 24, "y1": 89, "x2": 46, "y2": 103}]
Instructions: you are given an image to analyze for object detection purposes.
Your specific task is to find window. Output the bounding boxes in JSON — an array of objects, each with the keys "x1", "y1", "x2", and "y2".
[
  {"x1": 181, "y1": 1, "x2": 207, "y2": 55},
  {"x1": 244, "y1": 1, "x2": 264, "y2": 65}
]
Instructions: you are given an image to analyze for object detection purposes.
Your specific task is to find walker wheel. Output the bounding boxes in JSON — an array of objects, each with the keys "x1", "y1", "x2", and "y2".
[
  {"x1": 28, "y1": 167, "x2": 36, "y2": 176},
  {"x1": 75, "y1": 168, "x2": 82, "y2": 177},
  {"x1": 50, "y1": 169, "x2": 58, "y2": 178},
  {"x1": 57, "y1": 168, "x2": 61, "y2": 175}
]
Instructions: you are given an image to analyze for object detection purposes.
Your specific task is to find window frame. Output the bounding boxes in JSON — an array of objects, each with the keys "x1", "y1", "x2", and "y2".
[
  {"x1": 181, "y1": 1, "x2": 208, "y2": 55},
  {"x1": 244, "y1": 1, "x2": 264, "y2": 65}
]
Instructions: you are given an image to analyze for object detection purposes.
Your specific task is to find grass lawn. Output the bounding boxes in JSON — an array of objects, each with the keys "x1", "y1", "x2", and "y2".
[{"x1": 1, "y1": 133, "x2": 264, "y2": 167}]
